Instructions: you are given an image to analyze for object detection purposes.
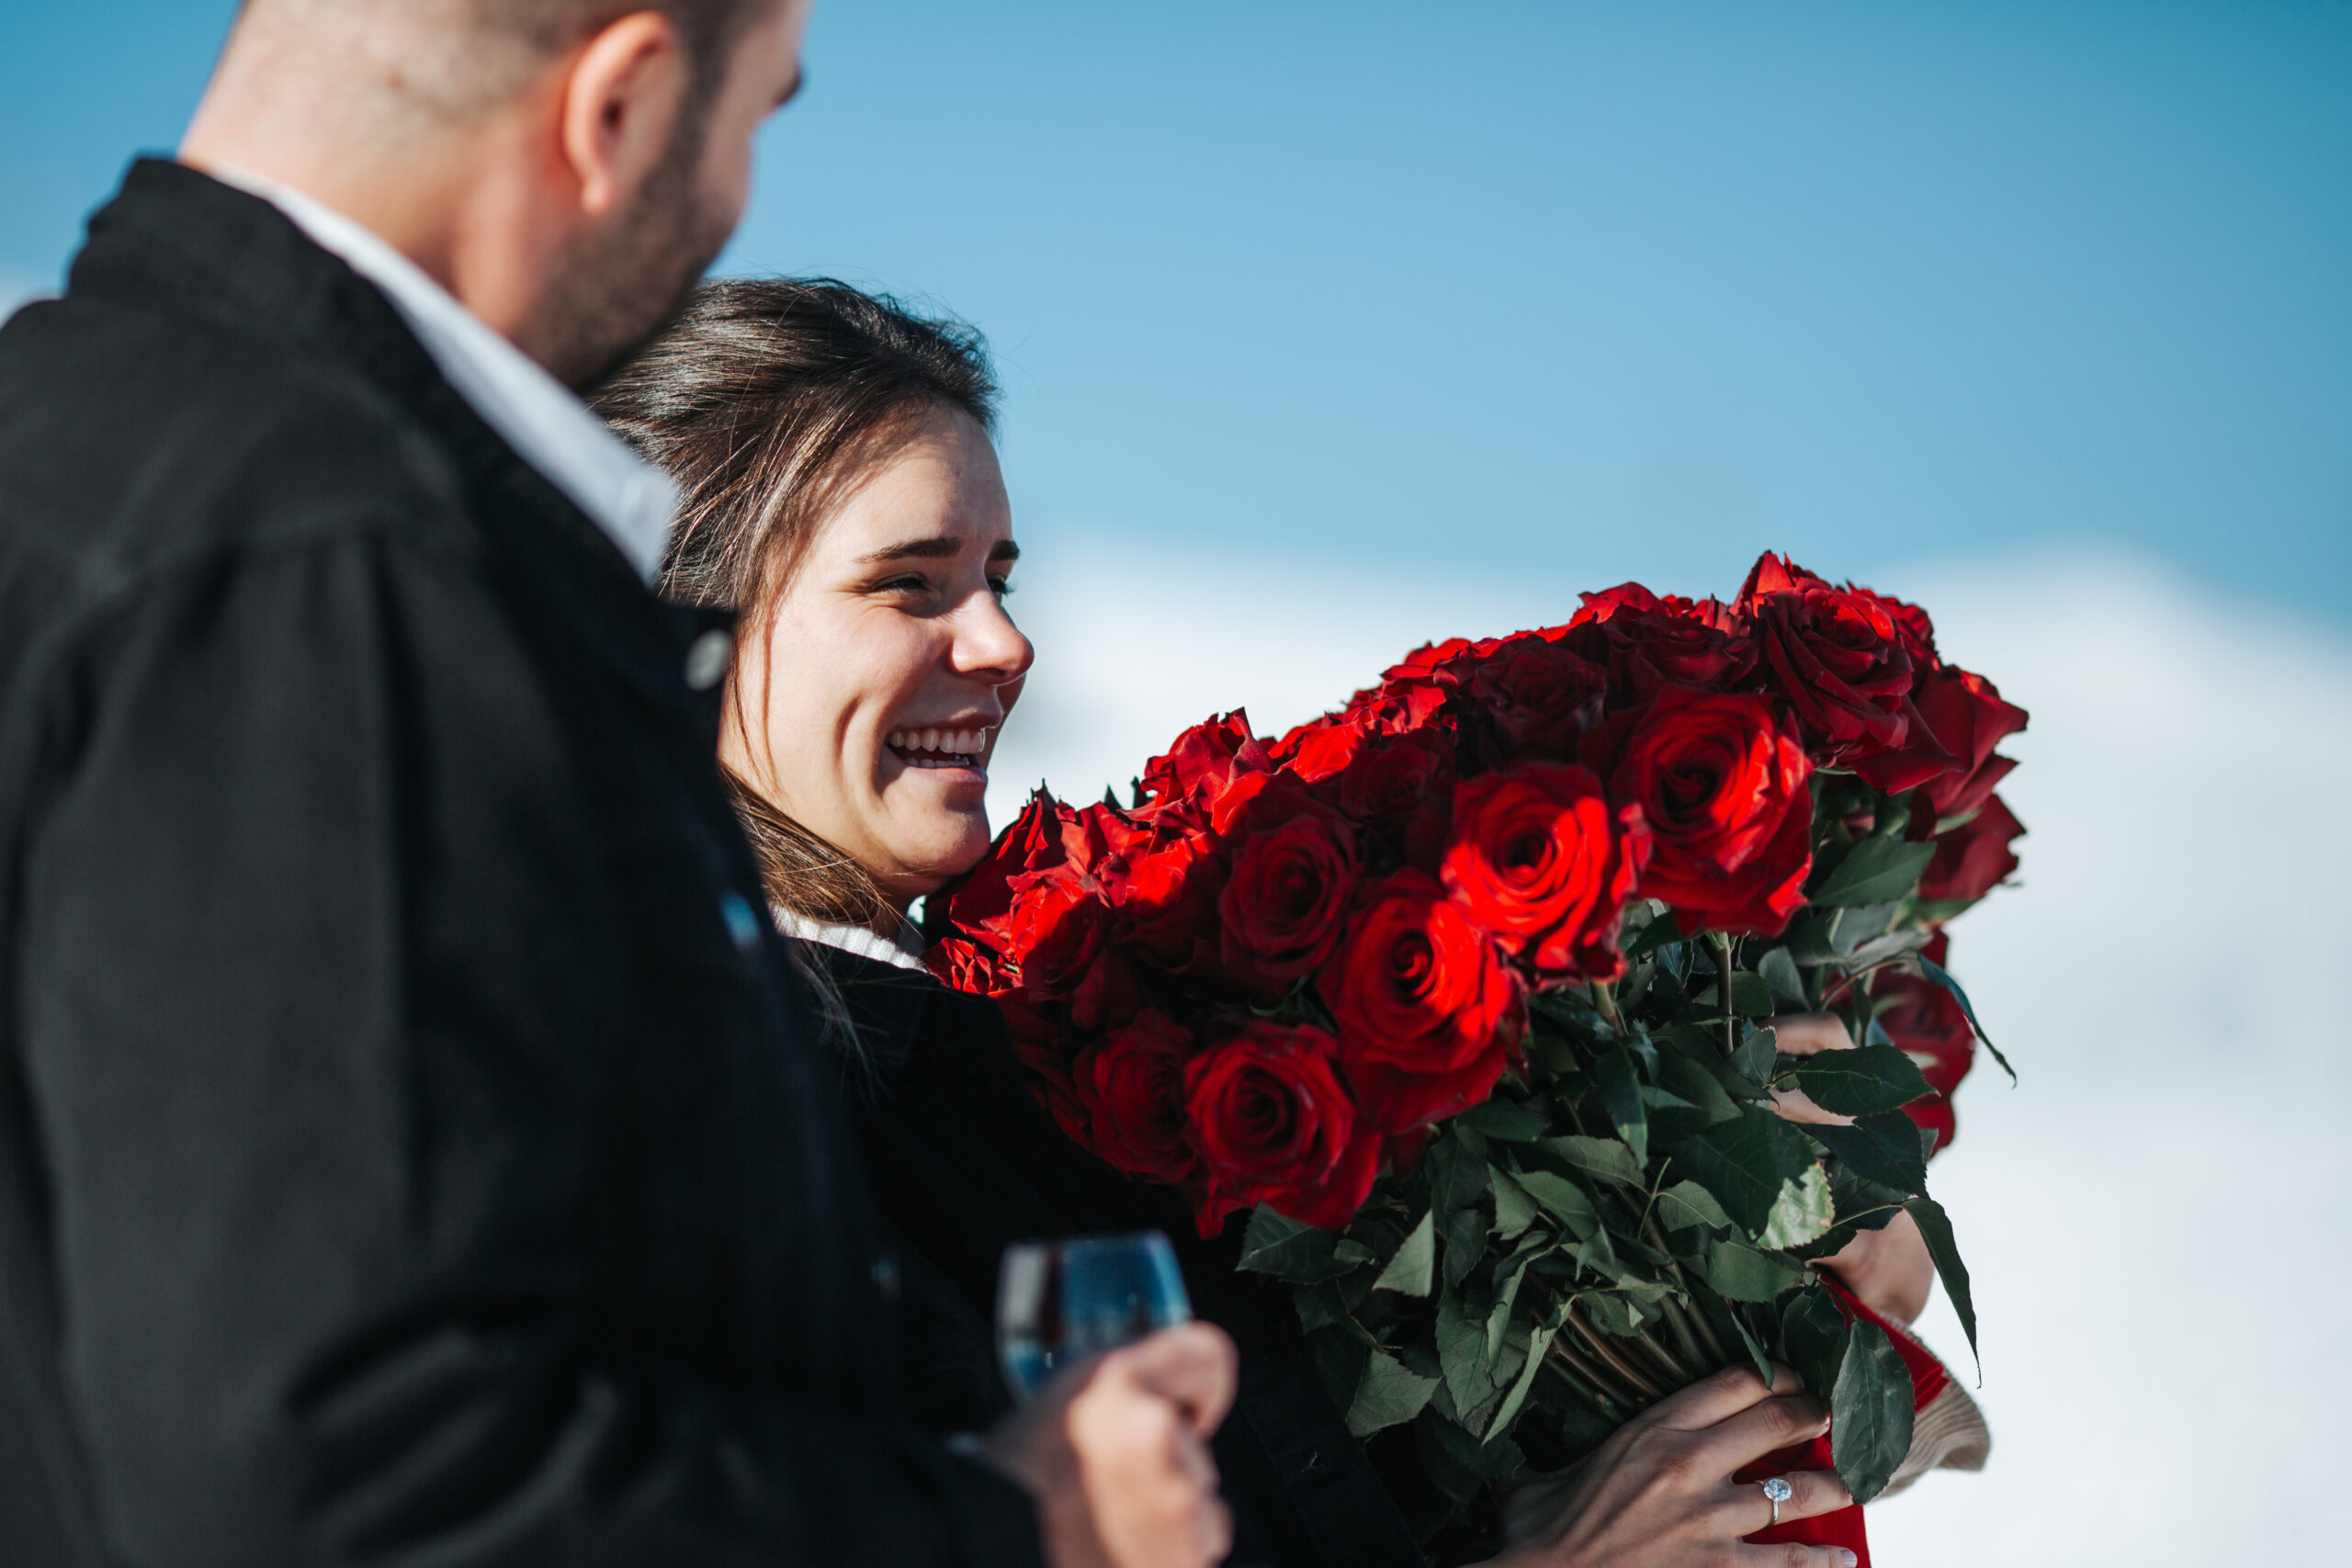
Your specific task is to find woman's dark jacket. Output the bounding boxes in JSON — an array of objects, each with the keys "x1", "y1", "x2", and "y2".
[
  {"x1": 805, "y1": 940, "x2": 1430, "y2": 1568},
  {"x1": 0, "y1": 162, "x2": 1037, "y2": 1568}
]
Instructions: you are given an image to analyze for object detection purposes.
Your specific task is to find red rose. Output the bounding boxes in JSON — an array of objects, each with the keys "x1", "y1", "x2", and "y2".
[
  {"x1": 1319, "y1": 870, "x2": 1519, "y2": 1131},
  {"x1": 1003, "y1": 873, "x2": 1110, "y2": 996},
  {"x1": 1076, "y1": 1010, "x2": 1202, "y2": 1183},
  {"x1": 1334, "y1": 729, "x2": 1453, "y2": 824},
  {"x1": 1271, "y1": 713, "x2": 1368, "y2": 783},
  {"x1": 1000, "y1": 994, "x2": 1092, "y2": 1147},
  {"x1": 1902, "y1": 666, "x2": 2029, "y2": 828},
  {"x1": 1215, "y1": 778, "x2": 1358, "y2": 994},
  {"x1": 1135, "y1": 711, "x2": 1272, "y2": 817},
  {"x1": 1872, "y1": 971, "x2": 1974, "y2": 1156},
  {"x1": 945, "y1": 788, "x2": 1076, "y2": 946},
  {"x1": 1602, "y1": 685, "x2": 1815, "y2": 937},
  {"x1": 1917, "y1": 793, "x2": 2023, "y2": 906},
  {"x1": 1183, "y1": 1021, "x2": 1380, "y2": 1234},
  {"x1": 1735, "y1": 554, "x2": 1951, "y2": 787},
  {"x1": 1461, "y1": 633, "x2": 1609, "y2": 761},
  {"x1": 1442, "y1": 761, "x2": 1648, "y2": 980},
  {"x1": 1112, "y1": 826, "x2": 1224, "y2": 970},
  {"x1": 1560, "y1": 585, "x2": 1752, "y2": 703},
  {"x1": 927, "y1": 935, "x2": 1014, "y2": 995}
]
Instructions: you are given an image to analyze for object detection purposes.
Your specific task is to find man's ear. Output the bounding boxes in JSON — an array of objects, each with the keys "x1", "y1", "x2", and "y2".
[{"x1": 559, "y1": 11, "x2": 691, "y2": 219}]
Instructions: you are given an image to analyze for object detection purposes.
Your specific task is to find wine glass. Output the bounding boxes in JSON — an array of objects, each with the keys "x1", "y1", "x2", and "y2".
[{"x1": 996, "y1": 1230, "x2": 1193, "y2": 1401}]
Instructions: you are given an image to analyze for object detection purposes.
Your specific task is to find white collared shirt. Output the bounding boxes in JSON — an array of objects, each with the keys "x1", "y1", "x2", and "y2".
[
  {"x1": 773, "y1": 907, "x2": 932, "y2": 974},
  {"x1": 208, "y1": 164, "x2": 679, "y2": 581}
]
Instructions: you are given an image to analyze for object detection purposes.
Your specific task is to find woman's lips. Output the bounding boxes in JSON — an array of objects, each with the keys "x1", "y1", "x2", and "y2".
[{"x1": 886, "y1": 726, "x2": 993, "y2": 771}]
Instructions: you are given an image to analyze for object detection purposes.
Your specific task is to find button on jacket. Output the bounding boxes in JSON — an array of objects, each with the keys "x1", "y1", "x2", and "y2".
[{"x1": 0, "y1": 161, "x2": 1041, "y2": 1568}]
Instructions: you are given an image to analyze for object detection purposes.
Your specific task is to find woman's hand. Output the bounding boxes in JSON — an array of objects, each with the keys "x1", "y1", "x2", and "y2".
[
  {"x1": 975, "y1": 1323, "x2": 1238, "y2": 1568},
  {"x1": 1765, "y1": 1011, "x2": 1937, "y2": 1325},
  {"x1": 1489, "y1": 1365, "x2": 1856, "y2": 1568}
]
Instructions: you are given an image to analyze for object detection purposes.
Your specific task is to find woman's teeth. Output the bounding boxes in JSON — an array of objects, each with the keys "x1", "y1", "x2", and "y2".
[{"x1": 886, "y1": 728, "x2": 990, "y2": 769}]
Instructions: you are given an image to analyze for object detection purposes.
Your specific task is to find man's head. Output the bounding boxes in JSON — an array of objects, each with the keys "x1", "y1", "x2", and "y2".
[{"x1": 185, "y1": 0, "x2": 811, "y2": 385}]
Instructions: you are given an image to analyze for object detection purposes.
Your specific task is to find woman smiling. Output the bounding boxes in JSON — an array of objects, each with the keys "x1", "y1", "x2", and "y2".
[{"x1": 596, "y1": 279, "x2": 1864, "y2": 1568}]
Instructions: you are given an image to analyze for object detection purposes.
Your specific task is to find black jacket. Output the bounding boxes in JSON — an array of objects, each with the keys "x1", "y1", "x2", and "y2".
[
  {"x1": 0, "y1": 160, "x2": 1040, "y2": 1568},
  {"x1": 804, "y1": 942, "x2": 1429, "y2": 1568}
]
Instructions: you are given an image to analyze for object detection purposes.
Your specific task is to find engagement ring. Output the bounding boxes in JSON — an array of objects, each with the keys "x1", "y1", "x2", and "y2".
[{"x1": 1759, "y1": 1476, "x2": 1793, "y2": 1527}]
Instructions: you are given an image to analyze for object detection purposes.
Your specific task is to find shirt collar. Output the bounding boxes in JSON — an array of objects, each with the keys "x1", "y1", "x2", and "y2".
[
  {"x1": 207, "y1": 164, "x2": 679, "y2": 582},
  {"x1": 772, "y1": 907, "x2": 932, "y2": 974}
]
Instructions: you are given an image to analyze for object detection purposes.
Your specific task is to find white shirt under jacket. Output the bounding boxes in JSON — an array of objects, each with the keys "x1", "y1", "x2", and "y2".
[
  {"x1": 772, "y1": 908, "x2": 932, "y2": 974},
  {"x1": 207, "y1": 164, "x2": 679, "y2": 582}
]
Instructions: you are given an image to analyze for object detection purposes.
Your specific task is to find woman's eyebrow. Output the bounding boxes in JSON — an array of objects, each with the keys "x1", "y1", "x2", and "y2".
[
  {"x1": 856, "y1": 536, "x2": 965, "y2": 563},
  {"x1": 989, "y1": 541, "x2": 1022, "y2": 564}
]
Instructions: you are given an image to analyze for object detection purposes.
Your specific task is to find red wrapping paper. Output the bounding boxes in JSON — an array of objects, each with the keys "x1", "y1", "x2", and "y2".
[{"x1": 1735, "y1": 1279, "x2": 1953, "y2": 1563}]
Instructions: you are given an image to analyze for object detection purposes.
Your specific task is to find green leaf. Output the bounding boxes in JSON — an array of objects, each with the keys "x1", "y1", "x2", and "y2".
[
  {"x1": 1486, "y1": 1245, "x2": 1542, "y2": 1362},
  {"x1": 1842, "y1": 926, "x2": 1931, "y2": 970},
  {"x1": 1787, "y1": 1043, "x2": 1934, "y2": 1117},
  {"x1": 1458, "y1": 1099, "x2": 1554, "y2": 1143},
  {"x1": 1427, "y1": 1131, "x2": 1492, "y2": 1214},
  {"x1": 1436, "y1": 1286, "x2": 1494, "y2": 1425},
  {"x1": 1756, "y1": 946, "x2": 1809, "y2": 1009},
  {"x1": 1655, "y1": 1179, "x2": 1734, "y2": 1234},
  {"x1": 1810, "y1": 837, "x2": 1937, "y2": 908},
  {"x1": 1905, "y1": 1196, "x2": 1979, "y2": 1376},
  {"x1": 1374, "y1": 1210, "x2": 1437, "y2": 1296},
  {"x1": 1720, "y1": 1292, "x2": 1778, "y2": 1391},
  {"x1": 1597, "y1": 1046, "x2": 1649, "y2": 1167},
  {"x1": 1690, "y1": 971, "x2": 1777, "y2": 1016},
  {"x1": 1623, "y1": 907, "x2": 1684, "y2": 964},
  {"x1": 1487, "y1": 1304, "x2": 1568, "y2": 1439},
  {"x1": 1239, "y1": 1206, "x2": 1360, "y2": 1282},
  {"x1": 1512, "y1": 1168, "x2": 1600, "y2": 1236},
  {"x1": 1704, "y1": 1236, "x2": 1806, "y2": 1302},
  {"x1": 1807, "y1": 1112, "x2": 1930, "y2": 1195},
  {"x1": 1490, "y1": 1166, "x2": 1540, "y2": 1241},
  {"x1": 1729, "y1": 1023, "x2": 1779, "y2": 1090},
  {"x1": 1917, "y1": 955, "x2": 2016, "y2": 1083},
  {"x1": 1672, "y1": 1107, "x2": 1817, "y2": 1235},
  {"x1": 1780, "y1": 1284, "x2": 1850, "y2": 1405},
  {"x1": 1758, "y1": 1164, "x2": 1835, "y2": 1251},
  {"x1": 1830, "y1": 1320, "x2": 1916, "y2": 1504},
  {"x1": 1545, "y1": 1135, "x2": 1645, "y2": 1188},
  {"x1": 1345, "y1": 1347, "x2": 1442, "y2": 1437},
  {"x1": 1828, "y1": 901, "x2": 1903, "y2": 957},
  {"x1": 1657, "y1": 1050, "x2": 1742, "y2": 1125},
  {"x1": 1442, "y1": 1204, "x2": 1489, "y2": 1292}
]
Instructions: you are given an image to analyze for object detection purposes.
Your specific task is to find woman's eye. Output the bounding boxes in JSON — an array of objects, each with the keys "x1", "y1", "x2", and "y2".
[
  {"x1": 989, "y1": 576, "x2": 1016, "y2": 599},
  {"x1": 877, "y1": 574, "x2": 933, "y2": 596}
]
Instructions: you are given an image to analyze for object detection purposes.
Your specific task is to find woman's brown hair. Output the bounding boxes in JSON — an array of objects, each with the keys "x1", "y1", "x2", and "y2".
[{"x1": 592, "y1": 278, "x2": 1000, "y2": 928}]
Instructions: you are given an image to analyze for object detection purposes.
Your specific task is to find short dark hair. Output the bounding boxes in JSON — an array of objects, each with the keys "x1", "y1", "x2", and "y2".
[
  {"x1": 592, "y1": 278, "x2": 1001, "y2": 925},
  {"x1": 477, "y1": 0, "x2": 771, "y2": 94}
]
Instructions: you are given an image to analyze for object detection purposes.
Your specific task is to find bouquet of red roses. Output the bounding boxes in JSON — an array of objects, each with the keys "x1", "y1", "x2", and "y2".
[{"x1": 931, "y1": 553, "x2": 2022, "y2": 1561}]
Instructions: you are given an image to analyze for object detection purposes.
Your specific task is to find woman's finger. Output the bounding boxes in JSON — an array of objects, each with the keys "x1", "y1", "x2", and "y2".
[
  {"x1": 1688, "y1": 1391, "x2": 1831, "y2": 1470},
  {"x1": 1717, "y1": 1465, "x2": 1854, "y2": 1533},
  {"x1": 1767, "y1": 1012, "x2": 1855, "y2": 1057},
  {"x1": 1732, "y1": 1544, "x2": 1860, "y2": 1568},
  {"x1": 1110, "y1": 1322, "x2": 1238, "y2": 1436},
  {"x1": 1640, "y1": 1361, "x2": 1805, "y2": 1433}
]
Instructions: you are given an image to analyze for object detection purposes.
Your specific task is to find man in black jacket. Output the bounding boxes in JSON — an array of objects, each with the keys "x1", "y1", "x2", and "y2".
[{"x1": 0, "y1": 4, "x2": 1234, "y2": 1565}]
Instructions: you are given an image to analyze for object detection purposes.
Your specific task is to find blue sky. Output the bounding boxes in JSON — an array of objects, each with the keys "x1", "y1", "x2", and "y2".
[{"x1": 6, "y1": 1, "x2": 2346, "y2": 623}]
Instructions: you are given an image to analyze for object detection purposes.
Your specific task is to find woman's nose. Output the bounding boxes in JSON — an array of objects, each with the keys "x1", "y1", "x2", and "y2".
[{"x1": 953, "y1": 592, "x2": 1035, "y2": 684}]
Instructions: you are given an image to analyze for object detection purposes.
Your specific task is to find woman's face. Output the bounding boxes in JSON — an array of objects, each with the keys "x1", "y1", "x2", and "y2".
[{"x1": 722, "y1": 405, "x2": 1032, "y2": 912}]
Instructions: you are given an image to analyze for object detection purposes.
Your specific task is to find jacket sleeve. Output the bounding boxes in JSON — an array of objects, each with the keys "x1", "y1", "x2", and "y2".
[{"x1": 16, "y1": 525, "x2": 1044, "y2": 1568}]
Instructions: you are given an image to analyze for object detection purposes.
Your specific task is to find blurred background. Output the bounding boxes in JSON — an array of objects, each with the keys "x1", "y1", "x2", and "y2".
[{"x1": 8, "y1": 3, "x2": 2347, "y2": 1562}]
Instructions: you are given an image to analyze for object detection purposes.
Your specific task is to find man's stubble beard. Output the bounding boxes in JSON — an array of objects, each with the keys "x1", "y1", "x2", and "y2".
[{"x1": 535, "y1": 115, "x2": 741, "y2": 391}]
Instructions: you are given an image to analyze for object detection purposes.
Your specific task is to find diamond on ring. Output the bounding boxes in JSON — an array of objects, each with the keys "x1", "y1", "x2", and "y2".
[{"x1": 1760, "y1": 1475, "x2": 1792, "y2": 1527}]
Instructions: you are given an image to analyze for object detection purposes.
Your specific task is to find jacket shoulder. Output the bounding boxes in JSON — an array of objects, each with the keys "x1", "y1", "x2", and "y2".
[{"x1": 0, "y1": 292, "x2": 479, "y2": 596}]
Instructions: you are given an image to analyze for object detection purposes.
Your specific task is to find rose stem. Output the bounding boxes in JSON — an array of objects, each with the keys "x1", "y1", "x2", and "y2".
[
  {"x1": 1591, "y1": 979, "x2": 1623, "y2": 1034},
  {"x1": 1652, "y1": 1289, "x2": 1712, "y2": 1375},
  {"x1": 1548, "y1": 1336, "x2": 1645, "y2": 1414},
  {"x1": 1565, "y1": 1307, "x2": 1668, "y2": 1403},
  {"x1": 1623, "y1": 1320, "x2": 1697, "y2": 1386},
  {"x1": 1637, "y1": 1213, "x2": 1731, "y2": 1371},
  {"x1": 1713, "y1": 931, "x2": 1739, "y2": 1059},
  {"x1": 1541, "y1": 1344, "x2": 1630, "y2": 1420}
]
